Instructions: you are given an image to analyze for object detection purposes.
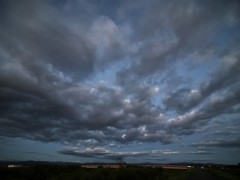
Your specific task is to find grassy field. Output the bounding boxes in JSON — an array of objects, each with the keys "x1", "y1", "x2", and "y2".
[
  {"x1": 0, "y1": 165, "x2": 239, "y2": 180},
  {"x1": 209, "y1": 169, "x2": 240, "y2": 180}
]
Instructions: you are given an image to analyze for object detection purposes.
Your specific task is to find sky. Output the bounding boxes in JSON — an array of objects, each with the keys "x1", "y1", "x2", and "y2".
[{"x1": 0, "y1": 0, "x2": 240, "y2": 165}]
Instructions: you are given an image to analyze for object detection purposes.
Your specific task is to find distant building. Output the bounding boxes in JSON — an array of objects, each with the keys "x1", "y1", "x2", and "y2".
[{"x1": 8, "y1": 164, "x2": 22, "y2": 168}]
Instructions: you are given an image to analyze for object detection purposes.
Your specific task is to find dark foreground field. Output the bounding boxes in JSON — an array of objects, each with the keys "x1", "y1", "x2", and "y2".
[{"x1": 1, "y1": 165, "x2": 239, "y2": 180}]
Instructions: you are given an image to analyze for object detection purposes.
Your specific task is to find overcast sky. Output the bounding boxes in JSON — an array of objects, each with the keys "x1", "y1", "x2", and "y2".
[{"x1": 0, "y1": 0, "x2": 240, "y2": 164}]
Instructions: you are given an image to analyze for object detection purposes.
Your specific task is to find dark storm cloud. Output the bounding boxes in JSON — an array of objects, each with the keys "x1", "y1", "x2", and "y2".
[
  {"x1": 0, "y1": 81, "x2": 167, "y2": 145},
  {"x1": 0, "y1": 0, "x2": 128, "y2": 144},
  {"x1": 0, "y1": 0, "x2": 96, "y2": 79},
  {"x1": 0, "y1": 0, "x2": 240, "y2": 151}
]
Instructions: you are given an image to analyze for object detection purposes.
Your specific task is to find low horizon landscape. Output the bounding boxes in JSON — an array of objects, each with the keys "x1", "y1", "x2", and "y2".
[
  {"x1": 0, "y1": 0, "x2": 240, "y2": 171},
  {"x1": 1, "y1": 160, "x2": 240, "y2": 180}
]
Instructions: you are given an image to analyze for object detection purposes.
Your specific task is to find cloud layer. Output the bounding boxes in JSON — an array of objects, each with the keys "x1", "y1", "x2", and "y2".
[
  {"x1": 59, "y1": 146, "x2": 210, "y2": 162},
  {"x1": 0, "y1": 0, "x2": 240, "y2": 162}
]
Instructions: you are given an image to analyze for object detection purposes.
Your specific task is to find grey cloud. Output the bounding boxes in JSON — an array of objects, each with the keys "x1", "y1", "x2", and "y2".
[
  {"x1": 0, "y1": 80, "x2": 170, "y2": 145},
  {"x1": 59, "y1": 147, "x2": 211, "y2": 161},
  {"x1": 188, "y1": 151, "x2": 212, "y2": 155},
  {"x1": 163, "y1": 88, "x2": 201, "y2": 113},
  {"x1": 88, "y1": 16, "x2": 130, "y2": 69},
  {"x1": 58, "y1": 147, "x2": 180, "y2": 161},
  {"x1": 0, "y1": 0, "x2": 96, "y2": 79},
  {"x1": 200, "y1": 54, "x2": 240, "y2": 99},
  {"x1": 166, "y1": 86, "x2": 240, "y2": 135},
  {"x1": 0, "y1": 0, "x2": 239, "y2": 150},
  {"x1": 163, "y1": 50, "x2": 240, "y2": 116},
  {"x1": 191, "y1": 139, "x2": 240, "y2": 148},
  {"x1": 117, "y1": 0, "x2": 240, "y2": 88}
]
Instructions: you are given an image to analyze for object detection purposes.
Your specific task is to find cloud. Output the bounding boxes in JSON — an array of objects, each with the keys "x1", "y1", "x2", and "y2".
[
  {"x1": 165, "y1": 84, "x2": 240, "y2": 135},
  {"x1": 88, "y1": 16, "x2": 130, "y2": 68},
  {"x1": 117, "y1": 0, "x2": 240, "y2": 85},
  {"x1": 0, "y1": 0, "x2": 96, "y2": 79},
  {"x1": 164, "y1": 89, "x2": 202, "y2": 113},
  {"x1": 191, "y1": 139, "x2": 240, "y2": 148},
  {"x1": 58, "y1": 147, "x2": 180, "y2": 160},
  {"x1": 0, "y1": 0, "x2": 239, "y2": 153},
  {"x1": 59, "y1": 147, "x2": 212, "y2": 161},
  {"x1": 0, "y1": 82, "x2": 170, "y2": 145}
]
